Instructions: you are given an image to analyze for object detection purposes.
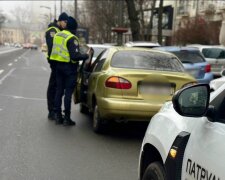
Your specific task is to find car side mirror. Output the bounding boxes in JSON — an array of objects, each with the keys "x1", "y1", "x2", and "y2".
[{"x1": 172, "y1": 84, "x2": 210, "y2": 117}]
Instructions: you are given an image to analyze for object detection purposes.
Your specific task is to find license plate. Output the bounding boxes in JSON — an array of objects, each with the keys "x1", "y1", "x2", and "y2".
[{"x1": 139, "y1": 84, "x2": 174, "y2": 95}]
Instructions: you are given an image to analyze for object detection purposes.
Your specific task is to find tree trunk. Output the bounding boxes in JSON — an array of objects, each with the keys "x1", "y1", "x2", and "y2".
[
  {"x1": 220, "y1": 21, "x2": 225, "y2": 46},
  {"x1": 158, "y1": 0, "x2": 163, "y2": 44},
  {"x1": 148, "y1": 0, "x2": 157, "y2": 41},
  {"x1": 139, "y1": 0, "x2": 145, "y2": 40},
  {"x1": 125, "y1": 0, "x2": 140, "y2": 41}
]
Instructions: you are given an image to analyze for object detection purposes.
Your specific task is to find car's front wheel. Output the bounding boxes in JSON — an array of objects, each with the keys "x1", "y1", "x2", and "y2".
[{"x1": 142, "y1": 162, "x2": 166, "y2": 180}]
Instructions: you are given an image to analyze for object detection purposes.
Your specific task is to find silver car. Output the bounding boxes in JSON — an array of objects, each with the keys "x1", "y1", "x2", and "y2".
[{"x1": 188, "y1": 45, "x2": 225, "y2": 77}]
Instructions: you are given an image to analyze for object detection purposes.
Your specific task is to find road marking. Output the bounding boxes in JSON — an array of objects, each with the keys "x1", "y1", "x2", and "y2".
[
  {"x1": 0, "y1": 94, "x2": 46, "y2": 101},
  {"x1": 24, "y1": 57, "x2": 30, "y2": 66},
  {"x1": 0, "y1": 68, "x2": 16, "y2": 85},
  {"x1": 20, "y1": 49, "x2": 30, "y2": 58},
  {"x1": 0, "y1": 108, "x2": 2, "y2": 111},
  {"x1": 8, "y1": 63, "x2": 13, "y2": 66},
  {"x1": 0, "y1": 48, "x2": 22, "y2": 55},
  {"x1": 0, "y1": 69, "x2": 4, "y2": 74},
  {"x1": 14, "y1": 59, "x2": 18, "y2": 62}
]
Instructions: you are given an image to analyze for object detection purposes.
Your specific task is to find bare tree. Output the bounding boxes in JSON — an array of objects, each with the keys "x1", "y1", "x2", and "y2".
[
  {"x1": 66, "y1": 0, "x2": 160, "y2": 43},
  {"x1": 173, "y1": 16, "x2": 220, "y2": 45},
  {"x1": 81, "y1": 0, "x2": 119, "y2": 43},
  {"x1": 125, "y1": 0, "x2": 140, "y2": 41},
  {"x1": 147, "y1": 0, "x2": 157, "y2": 41},
  {"x1": 0, "y1": 9, "x2": 6, "y2": 28},
  {"x1": 158, "y1": 0, "x2": 163, "y2": 44},
  {"x1": 11, "y1": 6, "x2": 32, "y2": 43}
]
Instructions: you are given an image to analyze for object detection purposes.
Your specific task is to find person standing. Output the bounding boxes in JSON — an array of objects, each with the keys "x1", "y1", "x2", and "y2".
[
  {"x1": 46, "y1": 12, "x2": 68, "y2": 120},
  {"x1": 50, "y1": 16, "x2": 89, "y2": 126}
]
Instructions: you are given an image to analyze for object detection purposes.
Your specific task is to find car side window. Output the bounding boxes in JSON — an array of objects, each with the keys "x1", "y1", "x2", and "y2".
[
  {"x1": 210, "y1": 89, "x2": 225, "y2": 123},
  {"x1": 94, "y1": 59, "x2": 106, "y2": 72},
  {"x1": 93, "y1": 49, "x2": 109, "y2": 72},
  {"x1": 90, "y1": 50, "x2": 106, "y2": 72}
]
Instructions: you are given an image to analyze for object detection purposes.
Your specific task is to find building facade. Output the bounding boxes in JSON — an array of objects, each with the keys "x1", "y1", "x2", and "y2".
[
  {"x1": 0, "y1": 21, "x2": 45, "y2": 46},
  {"x1": 0, "y1": 22, "x2": 24, "y2": 45},
  {"x1": 158, "y1": 0, "x2": 225, "y2": 45}
]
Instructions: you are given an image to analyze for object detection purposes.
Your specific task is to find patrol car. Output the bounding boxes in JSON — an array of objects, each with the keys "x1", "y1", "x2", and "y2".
[{"x1": 138, "y1": 83, "x2": 225, "y2": 180}]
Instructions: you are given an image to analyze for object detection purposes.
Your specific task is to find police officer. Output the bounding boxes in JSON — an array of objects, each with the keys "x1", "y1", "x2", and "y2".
[
  {"x1": 50, "y1": 16, "x2": 89, "y2": 126},
  {"x1": 46, "y1": 12, "x2": 68, "y2": 120}
]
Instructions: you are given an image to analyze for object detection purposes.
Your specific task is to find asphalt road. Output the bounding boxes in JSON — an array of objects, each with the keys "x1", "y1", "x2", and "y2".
[{"x1": 0, "y1": 48, "x2": 148, "y2": 180}]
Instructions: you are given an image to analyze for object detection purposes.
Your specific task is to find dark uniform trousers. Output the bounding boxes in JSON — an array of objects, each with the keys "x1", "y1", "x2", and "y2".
[
  {"x1": 54, "y1": 62, "x2": 78, "y2": 115},
  {"x1": 47, "y1": 62, "x2": 57, "y2": 113}
]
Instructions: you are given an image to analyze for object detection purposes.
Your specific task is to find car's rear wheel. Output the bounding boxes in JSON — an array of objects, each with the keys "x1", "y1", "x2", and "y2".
[
  {"x1": 93, "y1": 104, "x2": 106, "y2": 133},
  {"x1": 80, "y1": 103, "x2": 89, "y2": 114},
  {"x1": 142, "y1": 162, "x2": 166, "y2": 180}
]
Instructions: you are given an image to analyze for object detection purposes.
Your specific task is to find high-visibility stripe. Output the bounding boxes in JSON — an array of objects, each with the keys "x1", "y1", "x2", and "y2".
[{"x1": 46, "y1": 26, "x2": 60, "y2": 33}]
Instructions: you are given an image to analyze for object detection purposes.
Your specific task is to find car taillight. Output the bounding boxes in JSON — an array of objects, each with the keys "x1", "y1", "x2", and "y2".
[
  {"x1": 205, "y1": 64, "x2": 211, "y2": 73},
  {"x1": 105, "y1": 76, "x2": 132, "y2": 89}
]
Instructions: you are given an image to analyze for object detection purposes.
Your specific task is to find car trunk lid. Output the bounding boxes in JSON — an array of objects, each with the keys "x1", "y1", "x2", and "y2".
[{"x1": 108, "y1": 68, "x2": 195, "y2": 102}]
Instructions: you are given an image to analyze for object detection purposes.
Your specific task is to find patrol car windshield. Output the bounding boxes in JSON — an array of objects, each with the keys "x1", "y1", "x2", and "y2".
[{"x1": 111, "y1": 51, "x2": 185, "y2": 72}]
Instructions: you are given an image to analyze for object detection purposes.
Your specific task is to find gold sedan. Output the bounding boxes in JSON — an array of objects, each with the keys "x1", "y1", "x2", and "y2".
[{"x1": 74, "y1": 47, "x2": 196, "y2": 133}]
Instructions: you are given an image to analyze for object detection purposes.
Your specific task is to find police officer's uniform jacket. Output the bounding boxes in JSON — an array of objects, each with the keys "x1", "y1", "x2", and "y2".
[
  {"x1": 45, "y1": 20, "x2": 61, "y2": 61},
  {"x1": 50, "y1": 30, "x2": 88, "y2": 65}
]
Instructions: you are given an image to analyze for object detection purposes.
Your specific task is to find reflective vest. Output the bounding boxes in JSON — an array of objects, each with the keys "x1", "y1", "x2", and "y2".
[
  {"x1": 50, "y1": 30, "x2": 79, "y2": 64},
  {"x1": 46, "y1": 26, "x2": 60, "y2": 58}
]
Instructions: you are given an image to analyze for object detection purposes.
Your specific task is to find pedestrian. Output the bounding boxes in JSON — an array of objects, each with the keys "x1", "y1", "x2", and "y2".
[
  {"x1": 45, "y1": 12, "x2": 69, "y2": 120},
  {"x1": 50, "y1": 16, "x2": 90, "y2": 126}
]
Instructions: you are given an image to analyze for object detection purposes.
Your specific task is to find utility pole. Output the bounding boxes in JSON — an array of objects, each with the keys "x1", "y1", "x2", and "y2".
[
  {"x1": 196, "y1": 0, "x2": 199, "y2": 16},
  {"x1": 74, "y1": 0, "x2": 78, "y2": 21},
  {"x1": 112, "y1": 0, "x2": 127, "y2": 45},
  {"x1": 172, "y1": 0, "x2": 178, "y2": 37},
  {"x1": 60, "y1": 0, "x2": 63, "y2": 14},
  {"x1": 118, "y1": 0, "x2": 124, "y2": 45},
  {"x1": 54, "y1": 0, "x2": 56, "y2": 19}
]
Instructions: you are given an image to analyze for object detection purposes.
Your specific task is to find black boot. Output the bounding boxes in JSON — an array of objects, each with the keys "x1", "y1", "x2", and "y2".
[
  {"x1": 55, "y1": 113, "x2": 64, "y2": 125},
  {"x1": 63, "y1": 112, "x2": 76, "y2": 126},
  {"x1": 48, "y1": 111, "x2": 55, "y2": 121}
]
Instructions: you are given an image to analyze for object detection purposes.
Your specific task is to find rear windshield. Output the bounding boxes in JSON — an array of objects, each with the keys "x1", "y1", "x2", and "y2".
[
  {"x1": 172, "y1": 51, "x2": 205, "y2": 63},
  {"x1": 111, "y1": 51, "x2": 185, "y2": 72},
  {"x1": 202, "y1": 48, "x2": 225, "y2": 59}
]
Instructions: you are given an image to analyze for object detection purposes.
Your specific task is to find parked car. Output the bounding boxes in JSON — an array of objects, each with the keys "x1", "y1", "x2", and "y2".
[
  {"x1": 210, "y1": 69, "x2": 225, "y2": 92},
  {"x1": 187, "y1": 44, "x2": 225, "y2": 77},
  {"x1": 124, "y1": 41, "x2": 160, "y2": 48},
  {"x1": 22, "y1": 43, "x2": 32, "y2": 49},
  {"x1": 74, "y1": 47, "x2": 196, "y2": 133},
  {"x1": 31, "y1": 44, "x2": 38, "y2": 50},
  {"x1": 14, "y1": 43, "x2": 22, "y2": 48},
  {"x1": 154, "y1": 46, "x2": 214, "y2": 84},
  {"x1": 138, "y1": 83, "x2": 225, "y2": 180}
]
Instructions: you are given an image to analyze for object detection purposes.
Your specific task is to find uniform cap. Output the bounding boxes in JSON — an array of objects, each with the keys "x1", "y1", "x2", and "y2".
[
  {"x1": 58, "y1": 12, "x2": 68, "y2": 21},
  {"x1": 67, "y1": 16, "x2": 78, "y2": 31}
]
